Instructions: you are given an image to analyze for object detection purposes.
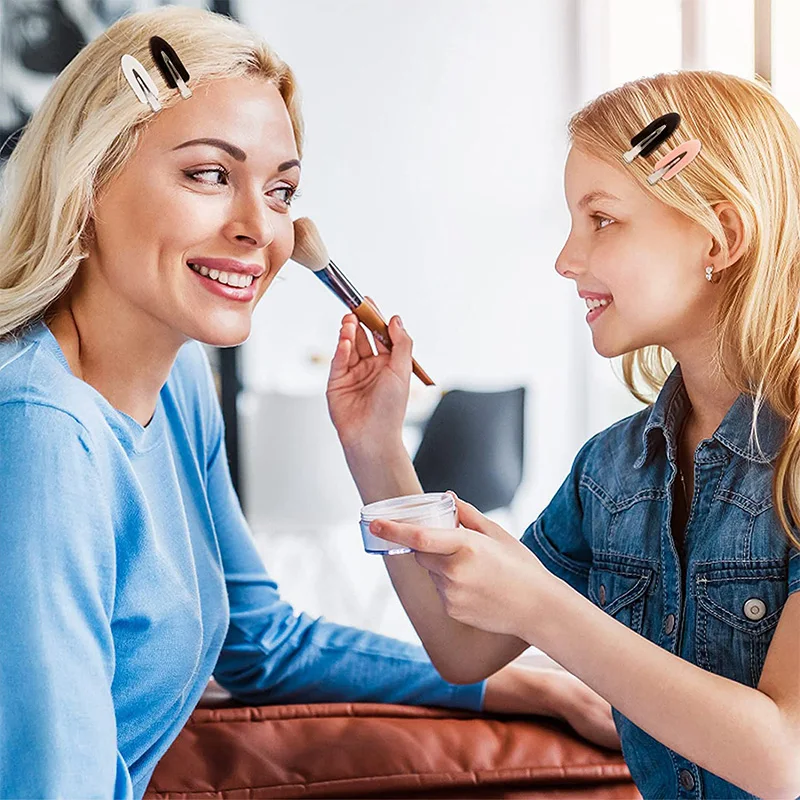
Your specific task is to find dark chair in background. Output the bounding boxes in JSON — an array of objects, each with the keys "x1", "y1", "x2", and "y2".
[{"x1": 412, "y1": 387, "x2": 526, "y2": 513}]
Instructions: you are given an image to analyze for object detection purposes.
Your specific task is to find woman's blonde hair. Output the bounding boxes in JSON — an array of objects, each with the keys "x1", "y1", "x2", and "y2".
[
  {"x1": 569, "y1": 71, "x2": 800, "y2": 550},
  {"x1": 0, "y1": 6, "x2": 302, "y2": 337}
]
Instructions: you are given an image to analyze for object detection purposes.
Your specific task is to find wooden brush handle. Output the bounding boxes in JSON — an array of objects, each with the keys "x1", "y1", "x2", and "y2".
[{"x1": 354, "y1": 300, "x2": 434, "y2": 386}]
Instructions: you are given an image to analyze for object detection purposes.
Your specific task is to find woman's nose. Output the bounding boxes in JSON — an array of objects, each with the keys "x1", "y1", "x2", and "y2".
[{"x1": 224, "y1": 193, "x2": 275, "y2": 249}]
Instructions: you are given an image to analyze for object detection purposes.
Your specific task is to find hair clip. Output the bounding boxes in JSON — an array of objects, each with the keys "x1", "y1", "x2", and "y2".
[
  {"x1": 646, "y1": 139, "x2": 702, "y2": 185},
  {"x1": 622, "y1": 112, "x2": 680, "y2": 163},
  {"x1": 149, "y1": 36, "x2": 192, "y2": 100},
  {"x1": 121, "y1": 54, "x2": 162, "y2": 113}
]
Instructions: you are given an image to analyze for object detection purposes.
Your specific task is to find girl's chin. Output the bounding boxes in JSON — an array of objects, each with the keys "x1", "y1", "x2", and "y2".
[{"x1": 590, "y1": 334, "x2": 629, "y2": 360}]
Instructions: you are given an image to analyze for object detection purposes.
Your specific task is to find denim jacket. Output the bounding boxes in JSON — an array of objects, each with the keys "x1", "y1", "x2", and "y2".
[{"x1": 522, "y1": 364, "x2": 800, "y2": 799}]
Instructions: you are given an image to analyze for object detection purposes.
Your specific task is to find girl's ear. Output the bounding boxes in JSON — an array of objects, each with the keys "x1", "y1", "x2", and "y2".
[{"x1": 708, "y1": 202, "x2": 747, "y2": 271}]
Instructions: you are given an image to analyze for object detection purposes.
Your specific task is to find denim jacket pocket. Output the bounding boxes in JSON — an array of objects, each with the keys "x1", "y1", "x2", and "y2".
[
  {"x1": 693, "y1": 560, "x2": 787, "y2": 687},
  {"x1": 588, "y1": 555, "x2": 654, "y2": 635}
]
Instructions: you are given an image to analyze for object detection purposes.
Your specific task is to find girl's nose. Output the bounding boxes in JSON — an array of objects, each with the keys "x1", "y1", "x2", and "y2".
[{"x1": 555, "y1": 240, "x2": 585, "y2": 280}]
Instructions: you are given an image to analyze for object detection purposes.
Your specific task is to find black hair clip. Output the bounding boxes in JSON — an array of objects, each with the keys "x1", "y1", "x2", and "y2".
[
  {"x1": 622, "y1": 112, "x2": 680, "y2": 163},
  {"x1": 149, "y1": 36, "x2": 192, "y2": 100},
  {"x1": 622, "y1": 111, "x2": 701, "y2": 185}
]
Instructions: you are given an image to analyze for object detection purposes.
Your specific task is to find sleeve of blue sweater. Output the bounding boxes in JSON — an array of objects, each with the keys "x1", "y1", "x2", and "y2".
[
  {"x1": 0, "y1": 402, "x2": 133, "y2": 800},
  {"x1": 203, "y1": 377, "x2": 485, "y2": 710}
]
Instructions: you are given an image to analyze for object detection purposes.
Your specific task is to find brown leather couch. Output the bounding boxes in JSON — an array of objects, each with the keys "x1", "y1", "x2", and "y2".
[{"x1": 146, "y1": 683, "x2": 639, "y2": 799}]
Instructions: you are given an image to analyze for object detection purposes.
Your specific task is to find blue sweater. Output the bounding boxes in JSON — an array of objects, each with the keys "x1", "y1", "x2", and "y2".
[{"x1": 0, "y1": 320, "x2": 485, "y2": 799}]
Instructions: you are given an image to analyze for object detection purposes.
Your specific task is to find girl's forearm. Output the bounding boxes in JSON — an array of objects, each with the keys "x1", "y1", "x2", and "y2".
[
  {"x1": 524, "y1": 576, "x2": 797, "y2": 798},
  {"x1": 343, "y1": 443, "x2": 527, "y2": 683}
]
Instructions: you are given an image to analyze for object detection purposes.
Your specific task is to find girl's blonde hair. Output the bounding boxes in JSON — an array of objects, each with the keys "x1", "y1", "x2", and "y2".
[
  {"x1": 569, "y1": 71, "x2": 800, "y2": 550},
  {"x1": 0, "y1": 6, "x2": 302, "y2": 336}
]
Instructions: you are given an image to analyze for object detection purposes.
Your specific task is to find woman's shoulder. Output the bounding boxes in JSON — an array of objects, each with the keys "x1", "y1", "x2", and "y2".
[{"x1": 0, "y1": 324, "x2": 101, "y2": 447}]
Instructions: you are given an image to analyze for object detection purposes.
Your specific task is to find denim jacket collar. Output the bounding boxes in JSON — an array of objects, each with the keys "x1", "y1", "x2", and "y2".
[{"x1": 633, "y1": 363, "x2": 786, "y2": 469}]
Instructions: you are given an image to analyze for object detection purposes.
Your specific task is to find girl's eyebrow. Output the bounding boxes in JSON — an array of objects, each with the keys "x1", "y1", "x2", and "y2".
[
  {"x1": 172, "y1": 138, "x2": 301, "y2": 172},
  {"x1": 578, "y1": 190, "x2": 621, "y2": 210}
]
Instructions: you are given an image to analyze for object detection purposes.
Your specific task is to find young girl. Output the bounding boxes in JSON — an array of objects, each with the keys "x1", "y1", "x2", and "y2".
[{"x1": 328, "y1": 71, "x2": 800, "y2": 799}]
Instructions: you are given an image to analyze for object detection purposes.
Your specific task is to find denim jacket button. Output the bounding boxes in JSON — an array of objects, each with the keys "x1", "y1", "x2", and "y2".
[
  {"x1": 598, "y1": 584, "x2": 606, "y2": 606},
  {"x1": 664, "y1": 613, "x2": 676, "y2": 635},
  {"x1": 679, "y1": 769, "x2": 696, "y2": 791},
  {"x1": 743, "y1": 598, "x2": 767, "y2": 620}
]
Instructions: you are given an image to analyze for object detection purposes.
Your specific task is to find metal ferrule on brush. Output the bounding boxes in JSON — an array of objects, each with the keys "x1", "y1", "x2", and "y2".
[{"x1": 314, "y1": 260, "x2": 364, "y2": 310}]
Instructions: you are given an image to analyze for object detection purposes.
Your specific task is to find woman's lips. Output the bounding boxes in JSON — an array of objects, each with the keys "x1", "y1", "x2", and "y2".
[{"x1": 187, "y1": 262, "x2": 258, "y2": 302}]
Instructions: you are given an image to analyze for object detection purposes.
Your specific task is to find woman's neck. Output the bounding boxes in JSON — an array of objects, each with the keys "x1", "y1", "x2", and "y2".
[{"x1": 46, "y1": 294, "x2": 185, "y2": 428}]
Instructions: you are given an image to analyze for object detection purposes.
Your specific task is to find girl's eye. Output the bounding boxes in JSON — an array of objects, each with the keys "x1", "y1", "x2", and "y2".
[
  {"x1": 591, "y1": 214, "x2": 615, "y2": 230},
  {"x1": 185, "y1": 167, "x2": 229, "y2": 185}
]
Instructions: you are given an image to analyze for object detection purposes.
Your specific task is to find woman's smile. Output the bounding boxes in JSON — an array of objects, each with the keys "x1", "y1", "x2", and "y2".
[{"x1": 187, "y1": 257, "x2": 263, "y2": 303}]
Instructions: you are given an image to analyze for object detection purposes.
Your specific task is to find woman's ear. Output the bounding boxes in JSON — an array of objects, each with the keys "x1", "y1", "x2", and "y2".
[{"x1": 708, "y1": 201, "x2": 747, "y2": 271}]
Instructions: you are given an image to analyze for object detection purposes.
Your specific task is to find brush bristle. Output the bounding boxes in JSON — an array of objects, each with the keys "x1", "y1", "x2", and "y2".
[{"x1": 292, "y1": 217, "x2": 330, "y2": 271}]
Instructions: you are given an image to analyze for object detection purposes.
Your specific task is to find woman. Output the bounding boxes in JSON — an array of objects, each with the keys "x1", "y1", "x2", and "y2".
[{"x1": 0, "y1": 7, "x2": 616, "y2": 798}]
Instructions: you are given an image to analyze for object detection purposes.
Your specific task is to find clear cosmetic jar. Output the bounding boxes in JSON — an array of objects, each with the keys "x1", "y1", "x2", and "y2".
[{"x1": 359, "y1": 492, "x2": 457, "y2": 555}]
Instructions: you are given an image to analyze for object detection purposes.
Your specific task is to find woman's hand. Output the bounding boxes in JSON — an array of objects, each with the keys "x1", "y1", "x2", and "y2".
[
  {"x1": 483, "y1": 664, "x2": 621, "y2": 750},
  {"x1": 370, "y1": 495, "x2": 555, "y2": 639},
  {"x1": 326, "y1": 308, "x2": 413, "y2": 453}
]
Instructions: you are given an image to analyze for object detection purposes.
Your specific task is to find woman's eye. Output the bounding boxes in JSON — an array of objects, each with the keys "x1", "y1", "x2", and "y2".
[
  {"x1": 185, "y1": 167, "x2": 229, "y2": 186},
  {"x1": 591, "y1": 214, "x2": 614, "y2": 230},
  {"x1": 269, "y1": 185, "x2": 299, "y2": 207}
]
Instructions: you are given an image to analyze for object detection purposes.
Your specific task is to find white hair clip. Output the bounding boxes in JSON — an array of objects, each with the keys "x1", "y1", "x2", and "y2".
[
  {"x1": 120, "y1": 37, "x2": 191, "y2": 114},
  {"x1": 121, "y1": 53, "x2": 162, "y2": 113}
]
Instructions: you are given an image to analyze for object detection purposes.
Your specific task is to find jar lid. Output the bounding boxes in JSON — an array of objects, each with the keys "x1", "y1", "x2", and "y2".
[{"x1": 360, "y1": 492, "x2": 455, "y2": 523}]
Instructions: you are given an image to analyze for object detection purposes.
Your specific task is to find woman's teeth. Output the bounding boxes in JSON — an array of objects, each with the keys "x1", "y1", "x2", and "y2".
[
  {"x1": 188, "y1": 262, "x2": 254, "y2": 288},
  {"x1": 586, "y1": 298, "x2": 611, "y2": 310}
]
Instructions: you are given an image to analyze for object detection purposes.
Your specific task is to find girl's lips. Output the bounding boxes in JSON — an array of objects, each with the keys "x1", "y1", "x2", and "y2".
[
  {"x1": 188, "y1": 263, "x2": 257, "y2": 302},
  {"x1": 586, "y1": 299, "x2": 612, "y2": 324}
]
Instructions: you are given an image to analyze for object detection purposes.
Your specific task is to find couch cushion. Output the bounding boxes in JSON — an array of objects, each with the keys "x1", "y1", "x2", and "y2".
[{"x1": 146, "y1": 702, "x2": 638, "y2": 799}]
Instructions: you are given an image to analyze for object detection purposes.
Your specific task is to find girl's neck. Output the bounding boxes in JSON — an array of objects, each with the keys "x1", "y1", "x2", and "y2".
[{"x1": 675, "y1": 353, "x2": 740, "y2": 440}]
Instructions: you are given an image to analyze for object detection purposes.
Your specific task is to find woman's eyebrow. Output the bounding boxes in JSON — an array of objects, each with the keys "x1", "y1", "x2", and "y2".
[
  {"x1": 171, "y1": 138, "x2": 301, "y2": 173},
  {"x1": 173, "y1": 138, "x2": 247, "y2": 161},
  {"x1": 578, "y1": 190, "x2": 621, "y2": 210}
]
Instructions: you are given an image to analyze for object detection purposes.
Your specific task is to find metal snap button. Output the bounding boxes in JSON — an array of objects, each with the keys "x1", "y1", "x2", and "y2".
[
  {"x1": 598, "y1": 584, "x2": 606, "y2": 606},
  {"x1": 743, "y1": 598, "x2": 767, "y2": 621},
  {"x1": 665, "y1": 613, "x2": 676, "y2": 635},
  {"x1": 679, "y1": 768, "x2": 696, "y2": 791}
]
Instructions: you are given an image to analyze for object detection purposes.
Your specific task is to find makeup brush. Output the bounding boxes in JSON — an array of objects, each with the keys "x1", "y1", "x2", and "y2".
[{"x1": 291, "y1": 217, "x2": 434, "y2": 386}]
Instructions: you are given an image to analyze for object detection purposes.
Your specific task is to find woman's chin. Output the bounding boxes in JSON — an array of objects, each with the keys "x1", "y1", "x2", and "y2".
[{"x1": 191, "y1": 315, "x2": 252, "y2": 348}]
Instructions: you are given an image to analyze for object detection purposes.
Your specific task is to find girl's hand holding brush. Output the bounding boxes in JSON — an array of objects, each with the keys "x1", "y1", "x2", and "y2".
[
  {"x1": 328, "y1": 310, "x2": 412, "y2": 451},
  {"x1": 327, "y1": 311, "x2": 424, "y2": 505}
]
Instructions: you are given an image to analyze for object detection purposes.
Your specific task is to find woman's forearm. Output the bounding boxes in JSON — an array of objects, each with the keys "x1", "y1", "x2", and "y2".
[
  {"x1": 524, "y1": 576, "x2": 798, "y2": 798},
  {"x1": 343, "y1": 442, "x2": 527, "y2": 683}
]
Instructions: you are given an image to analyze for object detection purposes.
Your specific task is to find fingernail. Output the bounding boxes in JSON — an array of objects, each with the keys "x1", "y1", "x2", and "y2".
[
  {"x1": 396, "y1": 316, "x2": 404, "y2": 329},
  {"x1": 370, "y1": 521, "x2": 383, "y2": 534}
]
